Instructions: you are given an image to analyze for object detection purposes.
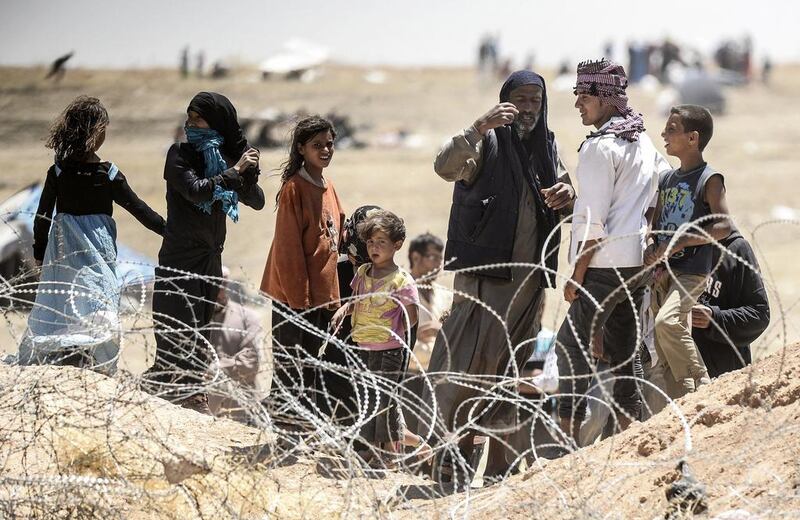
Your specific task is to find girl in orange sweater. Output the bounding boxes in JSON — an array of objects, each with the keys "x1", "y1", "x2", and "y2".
[{"x1": 261, "y1": 116, "x2": 345, "y2": 427}]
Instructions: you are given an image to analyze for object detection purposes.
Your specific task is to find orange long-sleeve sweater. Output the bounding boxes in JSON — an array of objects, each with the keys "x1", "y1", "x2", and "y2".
[{"x1": 260, "y1": 174, "x2": 345, "y2": 309}]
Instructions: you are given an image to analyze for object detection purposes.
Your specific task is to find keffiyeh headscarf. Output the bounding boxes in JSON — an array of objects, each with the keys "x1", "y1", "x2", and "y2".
[
  {"x1": 339, "y1": 205, "x2": 382, "y2": 266},
  {"x1": 574, "y1": 59, "x2": 645, "y2": 142}
]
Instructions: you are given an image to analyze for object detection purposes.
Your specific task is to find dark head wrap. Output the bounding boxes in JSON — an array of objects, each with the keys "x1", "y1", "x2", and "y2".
[
  {"x1": 497, "y1": 71, "x2": 557, "y2": 191},
  {"x1": 499, "y1": 70, "x2": 561, "y2": 286},
  {"x1": 187, "y1": 92, "x2": 248, "y2": 158},
  {"x1": 574, "y1": 59, "x2": 645, "y2": 142},
  {"x1": 499, "y1": 70, "x2": 544, "y2": 103},
  {"x1": 339, "y1": 205, "x2": 382, "y2": 266}
]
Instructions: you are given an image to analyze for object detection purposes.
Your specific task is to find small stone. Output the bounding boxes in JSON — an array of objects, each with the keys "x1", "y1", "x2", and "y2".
[{"x1": 161, "y1": 454, "x2": 210, "y2": 484}]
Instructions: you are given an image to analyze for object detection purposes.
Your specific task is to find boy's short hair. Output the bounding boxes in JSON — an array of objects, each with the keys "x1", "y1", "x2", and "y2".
[
  {"x1": 408, "y1": 232, "x2": 444, "y2": 265},
  {"x1": 358, "y1": 210, "x2": 406, "y2": 243},
  {"x1": 670, "y1": 104, "x2": 714, "y2": 151}
]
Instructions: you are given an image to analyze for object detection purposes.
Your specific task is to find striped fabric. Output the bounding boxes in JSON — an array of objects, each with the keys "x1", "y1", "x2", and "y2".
[{"x1": 574, "y1": 59, "x2": 645, "y2": 142}]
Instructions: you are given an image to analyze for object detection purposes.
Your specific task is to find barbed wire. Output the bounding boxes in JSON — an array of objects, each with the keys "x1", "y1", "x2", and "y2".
[{"x1": 0, "y1": 211, "x2": 798, "y2": 519}]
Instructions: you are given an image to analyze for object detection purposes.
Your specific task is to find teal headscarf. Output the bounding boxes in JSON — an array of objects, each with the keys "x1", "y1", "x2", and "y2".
[{"x1": 185, "y1": 126, "x2": 239, "y2": 222}]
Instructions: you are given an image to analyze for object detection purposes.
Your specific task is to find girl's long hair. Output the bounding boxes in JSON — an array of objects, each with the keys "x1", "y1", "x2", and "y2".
[
  {"x1": 46, "y1": 96, "x2": 109, "y2": 163},
  {"x1": 275, "y1": 115, "x2": 336, "y2": 205}
]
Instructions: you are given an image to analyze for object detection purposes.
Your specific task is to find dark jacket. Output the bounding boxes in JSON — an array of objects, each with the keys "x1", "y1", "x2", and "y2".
[
  {"x1": 158, "y1": 143, "x2": 264, "y2": 265},
  {"x1": 693, "y1": 231, "x2": 770, "y2": 378},
  {"x1": 446, "y1": 127, "x2": 524, "y2": 280},
  {"x1": 443, "y1": 71, "x2": 560, "y2": 284},
  {"x1": 444, "y1": 125, "x2": 559, "y2": 282}
]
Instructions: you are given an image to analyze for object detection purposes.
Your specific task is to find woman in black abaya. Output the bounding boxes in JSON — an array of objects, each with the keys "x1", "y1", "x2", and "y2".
[{"x1": 145, "y1": 92, "x2": 265, "y2": 411}]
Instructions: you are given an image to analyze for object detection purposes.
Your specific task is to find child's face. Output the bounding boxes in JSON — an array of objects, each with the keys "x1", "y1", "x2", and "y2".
[
  {"x1": 411, "y1": 245, "x2": 443, "y2": 279},
  {"x1": 186, "y1": 110, "x2": 210, "y2": 129},
  {"x1": 661, "y1": 114, "x2": 697, "y2": 157},
  {"x1": 366, "y1": 231, "x2": 401, "y2": 267},
  {"x1": 299, "y1": 130, "x2": 335, "y2": 173}
]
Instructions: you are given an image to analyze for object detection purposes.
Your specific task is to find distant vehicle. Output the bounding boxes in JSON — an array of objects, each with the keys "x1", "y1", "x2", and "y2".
[{"x1": 677, "y1": 70, "x2": 727, "y2": 115}]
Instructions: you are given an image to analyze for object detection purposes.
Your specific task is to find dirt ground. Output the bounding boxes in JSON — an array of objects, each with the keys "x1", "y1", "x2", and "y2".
[
  {"x1": 2, "y1": 343, "x2": 799, "y2": 519},
  {"x1": 404, "y1": 342, "x2": 800, "y2": 519}
]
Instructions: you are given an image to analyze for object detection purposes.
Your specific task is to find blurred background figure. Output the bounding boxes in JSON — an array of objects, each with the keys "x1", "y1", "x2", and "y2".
[
  {"x1": 45, "y1": 51, "x2": 73, "y2": 82},
  {"x1": 211, "y1": 60, "x2": 230, "y2": 79},
  {"x1": 207, "y1": 267, "x2": 264, "y2": 420},
  {"x1": 660, "y1": 38, "x2": 685, "y2": 83},
  {"x1": 407, "y1": 232, "x2": 450, "y2": 371},
  {"x1": 603, "y1": 40, "x2": 614, "y2": 61},
  {"x1": 195, "y1": 50, "x2": 205, "y2": 78},
  {"x1": 476, "y1": 33, "x2": 500, "y2": 87},
  {"x1": 179, "y1": 46, "x2": 189, "y2": 79}
]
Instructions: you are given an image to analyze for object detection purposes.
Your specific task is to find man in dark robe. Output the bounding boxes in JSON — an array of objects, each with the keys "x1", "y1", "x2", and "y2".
[{"x1": 424, "y1": 71, "x2": 574, "y2": 484}]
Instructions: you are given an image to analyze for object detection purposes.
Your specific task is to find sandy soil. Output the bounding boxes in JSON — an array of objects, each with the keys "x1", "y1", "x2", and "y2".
[
  {"x1": 2, "y1": 344, "x2": 798, "y2": 519},
  {"x1": 405, "y1": 342, "x2": 800, "y2": 519}
]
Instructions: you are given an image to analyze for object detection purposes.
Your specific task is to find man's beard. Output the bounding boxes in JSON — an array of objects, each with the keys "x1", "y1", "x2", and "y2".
[{"x1": 513, "y1": 112, "x2": 540, "y2": 139}]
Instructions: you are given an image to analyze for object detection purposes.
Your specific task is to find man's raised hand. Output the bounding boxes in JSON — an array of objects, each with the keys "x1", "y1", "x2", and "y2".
[{"x1": 474, "y1": 103, "x2": 519, "y2": 136}]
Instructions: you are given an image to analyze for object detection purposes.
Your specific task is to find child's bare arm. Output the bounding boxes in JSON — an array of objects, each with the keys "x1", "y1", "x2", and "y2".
[
  {"x1": 673, "y1": 175, "x2": 732, "y2": 252},
  {"x1": 331, "y1": 302, "x2": 352, "y2": 330},
  {"x1": 405, "y1": 303, "x2": 418, "y2": 327},
  {"x1": 703, "y1": 175, "x2": 732, "y2": 240},
  {"x1": 646, "y1": 202, "x2": 659, "y2": 232}
]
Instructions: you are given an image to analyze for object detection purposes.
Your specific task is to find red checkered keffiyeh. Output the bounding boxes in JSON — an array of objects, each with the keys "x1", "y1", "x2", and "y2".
[{"x1": 575, "y1": 59, "x2": 645, "y2": 142}]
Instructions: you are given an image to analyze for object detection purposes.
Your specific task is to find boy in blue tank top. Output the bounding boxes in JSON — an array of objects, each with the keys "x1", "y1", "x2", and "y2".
[{"x1": 645, "y1": 105, "x2": 732, "y2": 399}]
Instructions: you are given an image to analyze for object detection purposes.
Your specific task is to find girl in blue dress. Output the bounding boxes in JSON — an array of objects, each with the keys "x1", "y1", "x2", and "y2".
[{"x1": 18, "y1": 96, "x2": 165, "y2": 374}]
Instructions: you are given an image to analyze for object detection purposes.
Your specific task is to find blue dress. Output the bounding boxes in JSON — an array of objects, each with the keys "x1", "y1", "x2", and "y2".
[
  {"x1": 19, "y1": 212, "x2": 122, "y2": 373},
  {"x1": 18, "y1": 161, "x2": 165, "y2": 374}
]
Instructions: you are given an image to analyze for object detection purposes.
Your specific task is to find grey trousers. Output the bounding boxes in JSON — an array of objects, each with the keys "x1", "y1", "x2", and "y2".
[{"x1": 557, "y1": 267, "x2": 648, "y2": 424}]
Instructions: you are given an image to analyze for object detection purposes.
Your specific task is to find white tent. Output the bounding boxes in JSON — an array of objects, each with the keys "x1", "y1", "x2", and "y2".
[{"x1": 259, "y1": 39, "x2": 329, "y2": 76}]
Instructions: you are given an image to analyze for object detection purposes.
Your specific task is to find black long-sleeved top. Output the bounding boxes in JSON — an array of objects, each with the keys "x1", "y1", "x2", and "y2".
[
  {"x1": 33, "y1": 161, "x2": 166, "y2": 261},
  {"x1": 157, "y1": 143, "x2": 265, "y2": 265},
  {"x1": 693, "y1": 232, "x2": 770, "y2": 378}
]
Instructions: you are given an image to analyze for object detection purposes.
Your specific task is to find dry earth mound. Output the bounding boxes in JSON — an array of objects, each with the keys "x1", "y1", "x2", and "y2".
[
  {"x1": 404, "y1": 344, "x2": 800, "y2": 519},
  {"x1": 0, "y1": 365, "x2": 422, "y2": 519},
  {"x1": 1, "y1": 345, "x2": 799, "y2": 519}
]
